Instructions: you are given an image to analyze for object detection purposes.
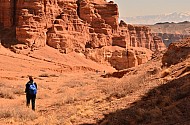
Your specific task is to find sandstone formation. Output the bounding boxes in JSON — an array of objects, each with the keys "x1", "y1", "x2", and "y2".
[
  {"x1": 162, "y1": 38, "x2": 190, "y2": 66},
  {"x1": 113, "y1": 20, "x2": 166, "y2": 51},
  {"x1": 85, "y1": 46, "x2": 153, "y2": 70},
  {"x1": 153, "y1": 33, "x2": 190, "y2": 47},
  {"x1": 0, "y1": 0, "x2": 166, "y2": 70},
  {"x1": 0, "y1": 0, "x2": 13, "y2": 28},
  {"x1": 149, "y1": 22, "x2": 190, "y2": 47}
]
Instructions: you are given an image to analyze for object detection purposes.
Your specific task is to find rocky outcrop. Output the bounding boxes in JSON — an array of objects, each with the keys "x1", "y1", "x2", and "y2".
[
  {"x1": 15, "y1": 0, "x2": 64, "y2": 48},
  {"x1": 85, "y1": 46, "x2": 153, "y2": 70},
  {"x1": 46, "y1": 1, "x2": 90, "y2": 53},
  {"x1": 112, "y1": 21, "x2": 166, "y2": 51},
  {"x1": 0, "y1": 0, "x2": 165, "y2": 52},
  {"x1": 0, "y1": 0, "x2": 13, "y2": 28},
  {"x1": 153, "y1": 36, "x2": 166, "y2": 51},
  {"x1": 13, "y1": 0, "x2": 118, "y2": 52},
  {"x1": 149, "y1": 22, "x2": 190, "y2": 46},
  {"x1": 108, "y1": 47, "x2": 153, "y2": 70},
  {"x1": 162, "y1": 38, "x2": 190, "y2": 66},
  {"x1": 0, "y1": 0, "x2": 166, "y2": 70},
  {"x1": 78, "y1": 0, "x2": 118, "y2": 49},
  {"x1": 153, "y1": 33, "x2": 190, "y2": 47}
]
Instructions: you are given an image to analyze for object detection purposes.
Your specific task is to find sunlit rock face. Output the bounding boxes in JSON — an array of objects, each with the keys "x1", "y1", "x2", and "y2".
[
  {"x1": 0, "y1": 0, "x2": 166, "y2": 69},
  {"x1": 162, "y1": 38, "x2": 190, "y2": 66},
  {"x1": 114, "y1": 21, "x2": 166, "y2": 51},
  {"x1": 84, "y1": 46, "x2": 153, "y2": 70}
]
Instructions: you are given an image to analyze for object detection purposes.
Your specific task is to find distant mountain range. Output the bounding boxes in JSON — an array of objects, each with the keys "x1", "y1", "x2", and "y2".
[
  {"x1": 122, "y1": 12, "x2": 190, "y2": 25},
  {"x1": 148, "y1": 21, "x2": 190, "y2": 35}
]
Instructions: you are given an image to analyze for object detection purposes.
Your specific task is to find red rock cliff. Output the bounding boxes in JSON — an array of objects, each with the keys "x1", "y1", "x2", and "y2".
[
  {"x1": 0, "y1": 0, "x2": 165, "y2": 51},
  {"x1": 0, "y1": 0, "x2": 166, "y2": 69},
  {"x1": 0, "y1": 0, "x2": 13, "y2": 28}
]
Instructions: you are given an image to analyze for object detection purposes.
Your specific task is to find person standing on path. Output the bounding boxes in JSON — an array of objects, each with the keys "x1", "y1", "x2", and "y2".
[{"x1": 25, "y1": 76, "x2": 37, "y2": 111}]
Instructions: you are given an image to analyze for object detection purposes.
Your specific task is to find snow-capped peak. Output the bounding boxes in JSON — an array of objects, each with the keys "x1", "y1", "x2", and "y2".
[{"x1": 124, "y1": 12, "x2": 190, "y2": 24}]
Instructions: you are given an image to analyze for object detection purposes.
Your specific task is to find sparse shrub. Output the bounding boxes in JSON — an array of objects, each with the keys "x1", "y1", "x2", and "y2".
[
  {"x1": 160, "y1": 68, "x2": 171, "y2": 78},
  {"x1": 13, "y1": 88, "x2": 24, "y2": 95},
  {"x1": 64, "y1": 96, "x2": 77, "y2": 104},
  {"x1": 0, "y1": 107, "x2": 37, "y2": 121},
  {"x1": 51, "y1": 99, "x2": 64, "y2": 107},
  {"x1": 39, "y1": 73, "x2": 49, "y2": 77},
  {"x1": 101, "y1": 74, "x2": 147, "y2": 99},
  {"x1": 146, "y1": 67, "x2": 160, "y2": 77},
  {"x1": 49, "y1": 74, "x2": 59, "y2": 77},
  {"x1": 61, "y1": 80, "x2": 87, "y2": 89},
  {"x1": 36, "y1": 113, "x2": 60, "y2": 125},
  {"x1": 37, "y1": 93, "x2": 50, "y2": 99},
  {"x1": 39, "y1": 73, "x2": 59, "y2": 78},
  {"x1": 13, "y1": 85, "x2": 25, "y2": 95},
  {"x1": 135, "y1": 109, "x2": 146, "y2": 123},
  {"x1": 0, "y1": 83, "x2": 5, "y2": 87},
  {"x1": 0, "y1": 109, "x2": 12, "y2": 119},
  {"x1": 106, "y1": 92, "x2": 126, "y2": 101},
  {"x1": 160, "y1": 96, "x2": 171, "y2": 107},
  {"x1": 0, "y1": 87, "x2": 15, "y2": 99},
  {"x1": 148, "y1": 107, "x2": 162, "y2": 118},
  {"x1": 51, "y1": 97, "x2": 76, "y2": 108}
]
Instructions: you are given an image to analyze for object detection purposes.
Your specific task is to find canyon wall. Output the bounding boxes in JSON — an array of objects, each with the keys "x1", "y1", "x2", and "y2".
[
  {"x1": 153, "y1": 33, "x2": 190, "y2": 47},
  {"x1": 0, "y1": 0, "x2": 13, "y2": 28},
  {"x1": 149, "y1": 22, "x2": 190, "y2": 47},
  {"x1": 162, "y1": 37, "x2": 190, "y2": 66},
  {"x1": 113, "y1": 21, "x2": 166, "y2": 51},
  {"x1": 85, "y1": 46, "x2": 153, "y2": 70},
  {"x1": 0, "y1": 0, "x2": 166, "y2": 70}
]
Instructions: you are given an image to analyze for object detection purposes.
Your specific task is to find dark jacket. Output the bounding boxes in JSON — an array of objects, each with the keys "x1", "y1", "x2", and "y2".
[{"x1": 25, "y1": 81, "x2": 37, "y2": 94}]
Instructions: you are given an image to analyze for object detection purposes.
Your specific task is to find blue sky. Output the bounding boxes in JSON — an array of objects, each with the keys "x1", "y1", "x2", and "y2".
[{"x1": 112, "y1": 0, "x2": 190, "y2": 17}]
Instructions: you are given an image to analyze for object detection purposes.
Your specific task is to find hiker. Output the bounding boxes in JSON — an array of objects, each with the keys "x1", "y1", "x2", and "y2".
[{"x1": 25, "y1": 76, "x2": 37, "y2": 111}]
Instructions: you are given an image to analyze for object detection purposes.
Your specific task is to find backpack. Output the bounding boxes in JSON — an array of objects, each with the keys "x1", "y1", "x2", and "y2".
[{"x1": 29, "y1": 83, "x2": 37, "y2": 95}]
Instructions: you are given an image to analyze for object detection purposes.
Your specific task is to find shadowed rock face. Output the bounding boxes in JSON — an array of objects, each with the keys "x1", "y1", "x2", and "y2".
[
  {"x1": 0, "y1": 0, "x2": 13, "y2": 28},
  {"x1": 153, "y1": 33, "x2": 190, "y2": 47},
  {"x1": 0, "y1": 0, "x2": 166, "y2": 69}
]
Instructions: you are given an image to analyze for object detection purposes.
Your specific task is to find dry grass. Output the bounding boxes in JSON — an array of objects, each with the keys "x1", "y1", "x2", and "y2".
[
  {"x1": 0, "y1": 87, "x2": 15, "y2": 99},
  {"x1": 39, "y1": 73, "x2": 59, "y2": 77},
  {"x1": 35, "y1": 113, "x2": 62, "y2": 125},
  {"x1": 0, "y1": 83, "x2": 24, "y2": 99},
  {"x1": 0, "y1": 37, "x2": 189, "y2": 125},
  {"x1": 100, "y1": 74, "x2": 147, "y2": 100},
  {"x1": 0, "y1": 106, "x2": 37, "y2": 122},
  {"x1": 13, "y1": 85, "x2": 25, "y2": 95},
  {"x1": 52, "y1": 93, "x2": 79, "y2": 108}
]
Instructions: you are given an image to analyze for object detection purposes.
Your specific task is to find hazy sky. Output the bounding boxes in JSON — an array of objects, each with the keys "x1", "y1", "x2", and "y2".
[{"x1": 113, "y1": 0, "x2": 190, "y2": 17}]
